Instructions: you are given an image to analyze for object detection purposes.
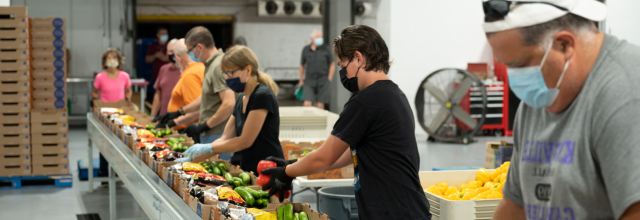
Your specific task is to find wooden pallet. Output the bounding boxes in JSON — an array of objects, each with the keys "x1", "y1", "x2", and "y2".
[{"x1": 0, "y1": 175, "x2": 73, "y2": 189}]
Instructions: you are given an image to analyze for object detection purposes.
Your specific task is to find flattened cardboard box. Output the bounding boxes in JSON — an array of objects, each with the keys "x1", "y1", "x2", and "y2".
[
  {"x1": 0, "y1": 71, "x2": 30, "y2": 81},
  {"x1": 0, "y1": 39, "x2": 29, "y2": 50},
  {"x1": 0, "y1": 91, "x2": 31, "y2": 102},
  {"x1": 0, "y1": 133, "x2": 30, "y2": 145},
  {"x1": 0, "y1": 112, "x2": 29, "y2": 123},
  {"x1": 0, "y1": 154, "x2": 30, "y2": 165},
  {"x1": 32, "y1": 98, "x2": 67, "y2": 110},
  {"x1": 32, "y1": 47, "x2": 65, "y2": 59},
  {"x1": 31, "y1": 109, "x2": 68, "y2": 123},
  {"x1": 0, "y1": 80, "x2": 30, "y2": 92},
  {"x1": 32, "y1": 143, "x2": 68, "y2": 154},
  {"x1": 32, "y1": 163, "x2": 69, "y2": 175},
  {"x1": 0, "y1": 164, "x2": 31, "y2": 177},
  {"x1": 0, "y1": 144, "x2": 30, "y2": 155},
  {"x1": 33, "y1": 88, "x2": 67, "y2": 100},
  {"x1": 0, "y1": 122, "x2": 29, "y2": 134},
  {"x1": 0, "y1": 6, "x2": 28, "y2": 17},
  {"x1": 32, "y1": 153, "x2": 69, "y2": 165},
  {"x1": 0, "y1": 102, "x2": 30, "y2": 113},
  {"x1": 31, "y1": 121, "x2": 68, "y2": 133},
  {"x1": 31, "y1": 132, "x2": 68, "y2": 145},
  {"x1": 0, "y1": 17, "x2": 28, "y2": 29},
  {"x1": 0, "y1": 49, "x2": 30, "y2": 59},
  {"x1": 0, "y1": 28, "x2": 28, "y2": 38}
]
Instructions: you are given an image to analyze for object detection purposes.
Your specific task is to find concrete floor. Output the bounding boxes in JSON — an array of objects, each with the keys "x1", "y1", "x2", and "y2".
[{"x1": 0, "y1": 95, "x2": 510, "y2": 220}]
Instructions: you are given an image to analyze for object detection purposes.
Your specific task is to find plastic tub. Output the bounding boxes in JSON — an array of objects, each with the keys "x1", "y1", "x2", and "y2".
[{"x1": 318, "y1": 186, "x2": 359, "y2": 220}]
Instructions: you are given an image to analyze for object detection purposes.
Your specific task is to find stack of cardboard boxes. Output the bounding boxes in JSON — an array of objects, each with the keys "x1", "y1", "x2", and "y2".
[
  {"x1": 0, "y1": 6, "x2": 32, "y2": 176},
  {"x1": 29, "y1": 17, "x2": 69, "y2": 175}
]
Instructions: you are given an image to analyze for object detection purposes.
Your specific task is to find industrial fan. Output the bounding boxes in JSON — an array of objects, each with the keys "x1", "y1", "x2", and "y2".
[{"x1": 415, "y1": 68, "x2": 487, "y2": 144}]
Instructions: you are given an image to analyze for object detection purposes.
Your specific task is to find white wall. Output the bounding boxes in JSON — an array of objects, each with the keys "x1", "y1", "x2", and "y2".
[
  {"x1": 386, "y1": 0, "x2": 493, "y2": 137},
  {"x1": 605, "y1": 0, "x2": 640, "y2": 46}
]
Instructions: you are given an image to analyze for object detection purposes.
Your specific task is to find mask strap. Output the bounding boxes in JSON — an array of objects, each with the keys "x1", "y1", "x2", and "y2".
[
  {"x1": 539, "y1": 41, "x2": 554, "y2": 69},
  {"x1": 554, "y1": 59, "x2": 570, "y2": 89}
]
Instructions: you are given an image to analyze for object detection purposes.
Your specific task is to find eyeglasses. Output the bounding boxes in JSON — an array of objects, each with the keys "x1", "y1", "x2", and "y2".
[
  {"x1": 483, "y1": 1, "x2": 568, "y2": 22},
  {"x1": 187, "y1": 44, "x2": 197, "y2": 53},
  {"x1": 223, "y1": 68, "x2": 243, "y2": 78}
]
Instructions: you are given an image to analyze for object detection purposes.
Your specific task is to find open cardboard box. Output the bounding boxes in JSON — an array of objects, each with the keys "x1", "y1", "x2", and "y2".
[{"x1": 289, "y1": 150, "x2": 354, "y2": 180}]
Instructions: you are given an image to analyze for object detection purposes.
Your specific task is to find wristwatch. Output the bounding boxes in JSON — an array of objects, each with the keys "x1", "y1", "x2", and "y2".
[{"x1": 179, "y1": 107, "x2": 185, "y2": 116}]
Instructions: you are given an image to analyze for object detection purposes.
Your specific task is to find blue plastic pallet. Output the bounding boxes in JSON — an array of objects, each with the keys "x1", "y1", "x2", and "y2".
[{"x1": 0, "y1": 175, "x2": 73, "y2": 189}]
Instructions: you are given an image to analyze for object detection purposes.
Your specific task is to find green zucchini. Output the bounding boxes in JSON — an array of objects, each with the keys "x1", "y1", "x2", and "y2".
[
  {"x1": 283, "y1": 204, "x2": 294, "y2": 220},
  {"x1": 234, "y1": 187, "x2": 255, "y2": 206},
  {"x1": 243, "y1": 187, "x2": 262, "y2": 199}
]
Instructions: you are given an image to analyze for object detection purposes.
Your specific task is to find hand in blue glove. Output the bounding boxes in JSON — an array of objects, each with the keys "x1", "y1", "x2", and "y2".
[
  {"x1": 173, "y1": 157, "x2": 191, "y2": 163},
  {"x1": 183, "y1": 143, "x2": 214, "y2": 160}
]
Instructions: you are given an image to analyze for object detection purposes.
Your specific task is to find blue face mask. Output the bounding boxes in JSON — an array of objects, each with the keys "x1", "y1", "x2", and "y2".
[
  {"x1": 507, "y1": 42, "x2": 570, "y2": 108},
  {"x1": 225, "y1": 68, "x2": 250, "y2": 93},
  {"x1": 314, "y1": 38, "x2": 323, "y2": 46},
  {"x1": 160, "y1": 35, "x2": 168, "y2": 43}
]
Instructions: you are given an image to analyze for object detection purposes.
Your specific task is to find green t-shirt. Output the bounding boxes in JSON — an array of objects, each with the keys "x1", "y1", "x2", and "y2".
[{"x1": 199, "y1": 49, "x2": 230, "y2": 136}]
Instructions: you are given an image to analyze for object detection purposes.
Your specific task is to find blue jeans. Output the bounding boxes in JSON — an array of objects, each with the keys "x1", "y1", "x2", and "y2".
[{"x1": 201, "y1": 133, "x2": 232, "y2": 161}]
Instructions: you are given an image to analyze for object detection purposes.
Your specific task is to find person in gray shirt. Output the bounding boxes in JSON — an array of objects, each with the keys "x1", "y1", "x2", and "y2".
[
  {"x1": 483, "y1": 0, "x2": 640, "y2": 219},
  {"x1": 299, "y1": 29, "x2": 335, "y2": 109}
]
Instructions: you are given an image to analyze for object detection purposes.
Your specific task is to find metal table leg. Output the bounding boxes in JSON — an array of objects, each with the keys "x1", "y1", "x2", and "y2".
[
  {"x1": 88, "y1": 138, "x2": 94, "y2": 193},
  {"x1": 140, "y1": 86, "x2": 146, "y2": 113},
  {"x1": 109, "y1": 165, "x2": 116, "y2": 220}
]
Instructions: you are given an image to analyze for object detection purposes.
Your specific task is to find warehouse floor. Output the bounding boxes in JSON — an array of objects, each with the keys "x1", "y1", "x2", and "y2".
[{"x1": 0, "y1": 126, "x2": 508, "y2": 220}]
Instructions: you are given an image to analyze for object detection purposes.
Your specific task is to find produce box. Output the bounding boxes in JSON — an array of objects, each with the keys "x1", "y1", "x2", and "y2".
[
  {"x1": 31, "y1": 109, "x2": 68, "y2": 123},
  {"x1": 0, "y1": 91, "x2": 31, "y2": 102},
  {"x1": 31, "y1": 132, "x2": 68, "y2": 145},
  {"x1": 0, "y1": 154, "x2": 30, "y2": 166},
  {"x1": 0, "y1": 144, "x2": 30, "y2": 155},
  {"x1": 0, "y1": 164, "x2": 31, "y2": 176},
  {"x1": 0, "y1": 112, "x2": 30, "y2": 124},
  {"x1": 0, "y1": 102, "x2": 30, "y2": 113},
  {"x1": 0, "y1": 122, "x2": 30, "y2": 135},
  {"x1": 31, "y1": 121, "x2": 68, "y2": 133},
  {"x1": 32, "y1": 153, "x2": 69, "y2": 165},
  {"x1": 289, "y1": 150, "x2": 354, "y2": 180},
  {"x1": 188, "y1": 187, "x2": 216, "y2": 220},
  {"x1": 32, "y1": 163, "x2": 69, "y2": 175},
  {"x1": 267, "y1": 203, "x2": 330, "y2": 220},
  {"x1": 32, "y1": 143, "x2": 68, "y2": 154},
  {"x1": 485, "y1": 141, "x2": 513, "y2": 169},
  {"x1": 0, "y1": 133, "x2": 30, "y2": 145},
  {"x1": 420, "y1": 170, "x2": 501, "y2": 220},
  {"x1": 0, "y1": 69, "x2": 30, "y2": 81}
]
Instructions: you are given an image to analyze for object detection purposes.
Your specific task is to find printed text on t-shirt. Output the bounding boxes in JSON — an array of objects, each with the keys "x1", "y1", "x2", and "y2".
[{"x1": 521, "y1": 140, "x2": 575, "y2": 164}]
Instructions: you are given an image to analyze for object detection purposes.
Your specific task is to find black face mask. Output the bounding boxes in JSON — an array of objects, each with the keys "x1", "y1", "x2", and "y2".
[
  {"x1": 168, "y1": 54, "x2": 176, "y2": 64},
  {"x1": 339, "y1": 59, "x2": 360, "y2": 93}
]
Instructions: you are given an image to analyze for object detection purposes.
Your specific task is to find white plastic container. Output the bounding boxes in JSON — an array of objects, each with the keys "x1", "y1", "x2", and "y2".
[
  {"x1": 279, "y1": 107, "x2": 339, "y2": 143},
  {"x1": 419, "y1": 170, "x2": 501, "y2": 220}
]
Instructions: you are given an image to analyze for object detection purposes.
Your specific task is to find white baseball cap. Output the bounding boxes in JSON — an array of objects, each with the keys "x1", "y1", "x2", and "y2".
[{"x1": 483, "y1": 0, "x2": 607, "y2": 33}]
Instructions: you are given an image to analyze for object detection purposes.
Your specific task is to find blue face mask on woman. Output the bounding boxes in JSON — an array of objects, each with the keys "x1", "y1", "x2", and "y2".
[
  {"x1": 507, "y1": 41, "x2": 570, "y2": 108},
  {"x1": 225, "y1": 67, "x2": 250, "y2": 93}
]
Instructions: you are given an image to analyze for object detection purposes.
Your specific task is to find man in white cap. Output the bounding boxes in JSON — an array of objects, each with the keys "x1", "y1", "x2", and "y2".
[{"x1": 483, "y1": 0, "x2": 640, "y2": 219}]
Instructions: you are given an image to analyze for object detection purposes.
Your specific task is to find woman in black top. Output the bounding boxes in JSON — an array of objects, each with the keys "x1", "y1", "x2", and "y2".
[{"x1": 182, "y1": 45, "x2": 284, "y2": 174}]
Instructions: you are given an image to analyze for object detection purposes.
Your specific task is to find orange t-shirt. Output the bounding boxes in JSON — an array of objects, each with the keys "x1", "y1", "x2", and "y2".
[{"x1": 167, "y1": 62, "x2": 205, "y2": 130}]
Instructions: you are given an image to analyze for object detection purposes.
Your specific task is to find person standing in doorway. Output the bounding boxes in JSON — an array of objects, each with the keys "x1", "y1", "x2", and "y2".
[
  {"x1": 151, "y1": 38, "x2": 181, "y2": 118},
  {"x1": 299, "y1": 29, "x2": 335, "y2": 109}
]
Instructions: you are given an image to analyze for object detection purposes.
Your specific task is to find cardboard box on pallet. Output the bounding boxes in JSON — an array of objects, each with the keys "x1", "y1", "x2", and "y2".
[
  {"x1": 0, "y1": 39, "x2": 29, "y2": 50},
  {"x1": 31, "y1": 17, "x2": 65, "y2": 29},
  {"x1": 0, "y1": 14, "x2": 28, "y2": 29},
  {"x1": 0, "y1": 133, "x2": 30, "y2": 145},
  {"x1": 0, "y1": 144, "x2": 30, "y2": 155},
  {"x1": 0, "y1": 6, "x2": 28, "y2": 17},
  {"x1": 32, "y1": 47, "x2": 65, "y2": 59},
  {"x1": 0, "y1": 81, "x2": 31, "y2": 93},
  {"x1": 31, "y1": 132, "x2": 68, "y2": 145},
  {"x1": 0, "y1": 154, "x2": 30, "y2": 166},
  {"x1": 33, "y1": 77, "x2": 65, "y2": 89},
  {"x1": 0, "y1": 49, "x2": 30, "y2": 60},
  {"x1": 0, "y1": 122, "x2": 30, "y2": 135},
  {"x1": 0, "y1": 91, "x2": 31, "y2": 102},
  {"x1": 32, "y1": 58, "x2": 65, "y2": 70},
  {"x1": 31, "y1": 109, "x2": 68, "y2": 123},
  {"x1": 0, "y1": 112, "x2": 30, "y2": 123},
  {"x1": 0, "y1": 165, "x2": 31, "y2": 176},
  {"x1": 31, "y1": 121, "x2": 68, "y2": 133},
  {"x1": 32, "y1": 98, "x2": 66, "y2": 110},
  {"x1": 0, "y1": 27, "x2": 28, "y2": 38},
  {"x1": 32, "y1": 163, "x2": 69, "y2": 175},
  {"x1": 32, "y1": 153, "x2": 69, "y2": 165},
  {"x1": 32, "y1": 36, "x2": 65, "y2": 49},
  {"x1": 32, "y1": 143, "x2": 68, "y2": 154},
  {"x1": 0, "y1": 102, "x2": 30, "y2": 113},
  {"x1": 33, "y1": 69, "x2": 66, "y2": 81},
  {"x1": 32, "y1": 87, "x2": 66, "y2": 100},
  {"x1": 1, "y1": 70, "x2": 30, "y2": 82}
]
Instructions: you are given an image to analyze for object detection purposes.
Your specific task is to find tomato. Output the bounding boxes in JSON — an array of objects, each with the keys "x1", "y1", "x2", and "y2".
[
  {"x1": 275, "y1": 190, "x2": 291, "y2": 199},
  {"x1": 256, "y1": 160, "x2": 277, "y2": 175},
  {"x1": 256, "y1": 174, "x2": 271, "y2": 187}
]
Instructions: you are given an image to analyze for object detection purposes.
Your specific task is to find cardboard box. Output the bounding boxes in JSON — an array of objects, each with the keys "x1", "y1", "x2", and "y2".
[
  {"x1": 0, "y1": 133, "x2": 30, "y2": 145},
  {"x1": 160, "y1": 162, "x2": 177, "y2": 186},
  {"x1": 0, "y1": 144, "x2": 30, "y2": 155},
  {"x1": 0, "y1": 112, "x2": 29, "y2": 123},
  {"x1": 31, "y1": 121, "x2": 68, "y2": 133},
  {"x1": 31, "y1": 109, "x2": 68, "y2": 123},
  {"x1": 31, "y1": 17, "x2": 65, "y2": 29},
  {"x1": 93, "y1": 99, "x2": 134, "y2": 115},
  {"x1": 32, "y1": 163, "x2": 69, "y2": 175},
  {"x1": 0, "y1": 14, "x2": 27, "y2": 28},
  {"x1": 188, "y1": 188, "x2": 218, "y2": 220},
  {"x1": 0, "y1": 49, "x2": 30, "y2": 60},
  {"x1": 33, "y1": 69, "x2": 66, "y2": 80},
  {"x1": 32, "y1": 87, "x2": 67, "y2": 100},
  {"x1": 33, "y1": 37, "x2": 65, "y2": 49},
  {"x1": 0, "y1": 154, "x2": 30, "y2": 166},
  {"x1": 32, "y1": 153, "x2": 69, "y2": 165},
  {"x1": 0, "y1": 164, "x2": 31, "y2": 176},
  {"x1": 0, "y1": 91, "x2": 30, "y2": 102},
  {"x1": 32, "y1": 143, "x2": 68, "y2": 154},
  {"x1": 31, "y1": 28, "x2": 65, "y2": 38},
  {"x1": 0, "y1": 122, "x2": 29, "y2": 134},
  {"x1": 32, "y1": 47, "x2": 65, "y2": 59},
  {"x1": 0, "y1": 80, "x2": 30, "y2": 92},
  {"x1": 33, "y1": 77, "x2": 66, "y2": 89},
  {"x1": 0, "y1": 6, "x2": 28, "y2": 17},
  {"x1": 31, "y1": 132, "x2": 68, "y2": 145},
  {"x1": 1, "y1": 70, "x2": 30, "y2": 81},
  {"x1": 32, "y1": 98, "x2": 67, "y2": 110},
  {"x1": 0, "y1": 102, "x2": 30, "y2": 113},
  {"x1": 0, "y1": 61, "x2": 30, "y2": 72},
  {"x1": 0, "y1": 39, "x2": 29, "y2": 50},
  {"x1": 307, "y1": 164, "x2": 355, "y2": 180},
  {"x1": 32, "y1": 58, "x2": 66, "y2": 70},
  {"x1": 485, "y1": 141, "x2": 514, "y2": 169},
  {"x1": 0, "y1": 28, "x2": 28, "y2": 38}
]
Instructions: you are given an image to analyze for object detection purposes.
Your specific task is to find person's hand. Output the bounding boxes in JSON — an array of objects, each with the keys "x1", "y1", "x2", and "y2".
[
  {"x1": 155, "y1": 119, "x2": 176, "y2": 130},
  {"x1": 183, "y1": 143, "x2": 214, "y2": 160},
  {"x1": 298, "y1": 79, "x2": 304, "y2": 86},
  {"x1": 184, "y1": 123, "x2": 210, "y2": 143},
  {"x1": 265, "y1": 156, "x2": 298, "y2": 167},
  {"x1": 261, "y1": 167, "x2": 294, "y2": 202},
  {"x1": 155, "y1": 51, "x2": 164, "y2": 59},
  {"x1": 174, "y1": 157, "x2": 191, "y2": 163},
  {"x1": 153, "y1": 111, "x2": 181, "y2": 123},
  {"x1": 328, "y1": 76, "x2": 332, "y2": 82}
]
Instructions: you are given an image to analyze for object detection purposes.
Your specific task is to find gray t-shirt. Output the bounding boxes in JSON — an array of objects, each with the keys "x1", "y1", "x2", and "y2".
[
  {"x1": 300, "y1": 44, "x2": 334, "y2": 79},
  {"x1": 505, "y1": 34, "x2": 640, "y2": 220}
]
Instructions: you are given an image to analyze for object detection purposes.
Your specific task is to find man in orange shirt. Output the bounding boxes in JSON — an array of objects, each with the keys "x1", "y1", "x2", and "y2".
[{"x1": 155, "y1": 38, "x2": 205, "y2": 131}]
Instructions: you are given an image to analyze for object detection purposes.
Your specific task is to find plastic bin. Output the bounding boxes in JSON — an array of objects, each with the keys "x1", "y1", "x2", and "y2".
[
  {"x1": 318, "y1": 186, "x2": 358, "y2": 220},
  {"x1": 279, "y1": 107, "x2": 339, "y2": 143},
  {"x1": 77, "y1": 158, "x2": 101, "y2": 180},
  {"x1": 419, "y1": 170, "x2": 501, "y2": 220}
]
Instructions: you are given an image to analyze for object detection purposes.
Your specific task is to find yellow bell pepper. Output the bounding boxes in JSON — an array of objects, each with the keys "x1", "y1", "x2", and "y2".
[
  {"x1": 459, "y1": 184, "x2": 469, "y2": 191},
  {"x1": 499, "y1": 174, "x2": 507, "y2": 184},
  {"x1": 476, "y1": 168, "x2": 492, "y2": 183},
  {"x1": 468, "y1": 180, "x2": 483, "y2": 188},
  {"x1": 445, "y1": 186, "x2": 458, "y2": 197},
  {"x1": 459, "y1": 191, "x2": 477, "y2": 200},
  {"x1": 490, "y1": 170, "x2": 501, "y2": 181},
  {"x1": 425, "y1": 185, "x2": 439, "y2": 195},
  {"x1": 490, "y1": 183, "x2": 503, "y2": 192},
  {"x1": 487, "y1": 191, "x2": 503, "y2": 199},
  {"x1": 476, "y1": 187, "x2": 489, "y2": 194},
  {"x1": 483, "y1": 181, "x2": 494, "y2": 188},
  {"x1": 474, "y1": 190, "x2": 492, "y2": 200},
  {"x1": 494, "y1": 173, "x2": 507, "y2": 184},
  {"x1": 436, "y1": 182, "x2": 449, "y2": 194},
  {"x1": 446, "y1": 192, "x2": 460, "y2": 200}
]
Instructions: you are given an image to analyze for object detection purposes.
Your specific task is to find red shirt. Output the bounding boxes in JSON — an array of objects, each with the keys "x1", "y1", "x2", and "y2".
[
  {"x1": 146, "y1": 41, "x2": 169, "y2": 80},
  {"x1": 153, "y1": 63, "x2": 181, "y2": 115}
]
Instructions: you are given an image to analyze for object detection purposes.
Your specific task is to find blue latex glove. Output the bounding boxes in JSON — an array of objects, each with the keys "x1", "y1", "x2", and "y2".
[
  {"x1": 183, "y1": 143, "x2": 214, "y2": 160},
  {"x1": 174, "y1": 157, "x2": 191, "y2": 163}
]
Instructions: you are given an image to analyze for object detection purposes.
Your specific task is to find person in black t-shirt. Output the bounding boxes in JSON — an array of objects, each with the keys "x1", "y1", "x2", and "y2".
[
  {"x1": 262, "y1": 25, "x2": 431, "y2": 220},
  {"x1": 180, "y1": 45, "x2": 284, "y2": 174}
]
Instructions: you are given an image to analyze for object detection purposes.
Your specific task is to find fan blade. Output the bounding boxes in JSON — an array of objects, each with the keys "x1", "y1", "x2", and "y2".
[
  {"x1": 450, "y1": 76, "x2": 474, "y2": 104},
  {"x1": 428, "y1": 108, "x2": 450, "y2": 133},
  {"x1": 452, "y1": 105, "x2": 477, "y2": 128},
  {"x1": 424, "y1": 82, "x2": 447, "y2": 104}
]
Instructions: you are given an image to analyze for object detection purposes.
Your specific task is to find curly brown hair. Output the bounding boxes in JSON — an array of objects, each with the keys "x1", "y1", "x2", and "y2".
[
  {"x1": 333, "y1": 25, "x2": 391, "y2": 74},
  {"x1": 101, "y1": 48, "x2": 124, "y2": 70}
]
